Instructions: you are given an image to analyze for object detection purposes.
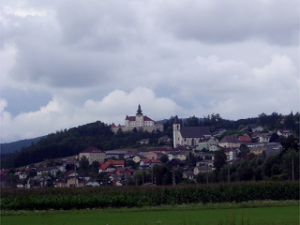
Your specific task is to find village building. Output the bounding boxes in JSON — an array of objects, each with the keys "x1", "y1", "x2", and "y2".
[
  {"x1": 173, "y1": 116, "x2": 211, "y2": 147},
  {"x1": 79, "y1": 146, "x2": 106, "y2": 165},
  {"x1": 219, "y1": 135, "x2": 241, "y2": 148},
  {"x1": 111, "y1": 105, "x2": 164, "y2": 134},
  {"x1": 277, "y1": 129, "x2": 294, "y2": 138}
]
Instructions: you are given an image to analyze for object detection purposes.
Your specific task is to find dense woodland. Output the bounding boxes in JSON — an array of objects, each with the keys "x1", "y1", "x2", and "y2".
[{"x1": 1, "y1": 111, "x2": 299, "y2": 170}]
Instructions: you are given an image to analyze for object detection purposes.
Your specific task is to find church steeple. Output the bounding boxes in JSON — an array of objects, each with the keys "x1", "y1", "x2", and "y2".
[{"x1": 136, "y1": 104, "x2": 143, "y2": 116}]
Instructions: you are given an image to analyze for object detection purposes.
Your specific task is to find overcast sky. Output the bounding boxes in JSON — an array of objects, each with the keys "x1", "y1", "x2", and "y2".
[{"x1": 1, "y1": 0, "x2": 299, "y2": 143}]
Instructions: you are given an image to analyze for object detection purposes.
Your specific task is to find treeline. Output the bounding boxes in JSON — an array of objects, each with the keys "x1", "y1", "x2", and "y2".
[
  {"x1": 1, "y1": 121, "x2": 172, "y2": 169},
  {"x1": 183, "y1": 111, "x2": 299, "y2": 135}
]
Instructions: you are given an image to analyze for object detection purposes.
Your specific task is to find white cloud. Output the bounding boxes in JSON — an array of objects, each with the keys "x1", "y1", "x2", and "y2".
[{"x1": 0, "y1": 87, "x2": 184, "y2": 143}]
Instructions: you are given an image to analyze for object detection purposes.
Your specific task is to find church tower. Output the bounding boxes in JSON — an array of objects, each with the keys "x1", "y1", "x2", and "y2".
[{"x1": 173, "y1": 115, "x2": 181, "y2": 147}]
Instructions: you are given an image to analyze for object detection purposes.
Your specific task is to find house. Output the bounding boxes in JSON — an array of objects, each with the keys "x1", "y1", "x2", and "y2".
[
  {"x1": 105, "y1": 159, "x2": 125, "y2": 168},
  {"x1": 30, "y1": 175, "x2": 52, "y2": 188},
  {"x1": 105, "y1": 151, "x2": 127, "y2": 159},
  {"x1": 194, "y1": 166, "x2": 213, "y2": 175},
  {"x1": 98, "y1": 164, "x2": 116, "y2": 173},
  {"x1": 212, "y1": 128, "x2": 227, "y2": 137},
  {"x1": 195, "y1": 137, "x2": 220, "y2": 151},
  {"x1": 63, "y1": 170, "x2": 78, "y2": 178},
  {"x1": 224, "y1": 148, "x2": 239, "y2": 160},
  {"x1": 258, "y1": 133, "x2": 272, "y2": 143},
  {"x1": 114, "y1": 167, "x2": 135, "y2": 177},
  {"x1": 111, "y1": 105, "x2": 164, "y2": 134},
  {"x1": 37, "y1": 167, "x2": 59, "y2": 177},
  {"x1": 85, "y1": 179, "x2": 100, "y2": 187},
  {"x1": 139, "y1": 159, "x2": 162, "y2": 170},
  {"x1": 182, "y1": 171, "x2": 195, "y2": 180},
  {"x1": 167, "y1": 152, "x2": 186, "y2": 161},
  {"x1": 62, "y1": 158, "x2": 80, "y2": 168},
  {"x1": 250, "y1": 146, "x2": 267, "y2": 155},
  {"x1": 277, "y1": 129, "x2": 294, "y2": 138},
  {"x1": 219, "y1": 135, "x2": 241, "y2": 148},
  {"x1": 79, "y1": 146, "x2": 106, "y2": 165},
  {"x1": 139, "y1": 138, "x2": 150, "y2": 145},
  {"x1": 147, "y1": 152, "x2": 165, "y2": 160},
  {"x1": 196, "y1": 160, "x2": 214, "y2": 167},
  {"x1": 166, "y1": 158, "x2": 185, "y2": 167},
  {"x1": 65, "y1": 176, "x2": 85, "y2": 187},
  {"x1": 18, "y1": 169, "x2": 31, "y2": 179},
  {"x1": 194, "y1": 152, "x2": 215, "y2": 160},
  {"x1": 132, "y1": 155, "x2": 145, "y2": 163},
  {"x1": 173, "y1": 116, "x2": 211, "y2": 147}
]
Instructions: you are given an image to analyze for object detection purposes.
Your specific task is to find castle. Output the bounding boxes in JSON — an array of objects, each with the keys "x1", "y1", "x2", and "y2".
[{"x1": 111, "y1": 105, "x2": 164, "y2": 134}]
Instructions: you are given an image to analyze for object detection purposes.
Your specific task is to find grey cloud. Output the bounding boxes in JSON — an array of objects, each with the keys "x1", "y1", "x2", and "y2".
[{"x1": 155, "y1": 0, "x2": 299, "y2": 46}]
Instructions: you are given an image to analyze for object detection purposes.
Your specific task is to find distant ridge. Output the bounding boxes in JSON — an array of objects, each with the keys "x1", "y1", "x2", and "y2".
[{"x1": 0, "y1": 136, "x2": 45, "y2": 154}]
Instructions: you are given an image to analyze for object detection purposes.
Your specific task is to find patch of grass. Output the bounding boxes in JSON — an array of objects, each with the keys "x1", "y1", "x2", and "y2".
[{"x1": 1, "y1": 201, "x2": 299, "y2": 225}]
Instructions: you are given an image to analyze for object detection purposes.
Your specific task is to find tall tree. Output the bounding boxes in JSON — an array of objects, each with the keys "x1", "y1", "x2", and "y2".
[{"x1": 213, "y1": 149, "x2": 227, "y2": 176}]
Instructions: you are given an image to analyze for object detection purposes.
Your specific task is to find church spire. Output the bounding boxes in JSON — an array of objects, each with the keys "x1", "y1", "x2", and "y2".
[{"x1": 136, "y1": 104, "x2": 143, "y2": 115}]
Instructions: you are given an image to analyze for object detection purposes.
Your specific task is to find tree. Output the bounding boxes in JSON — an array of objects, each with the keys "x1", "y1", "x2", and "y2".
[
  {"x1": 213, "y1": 149, "x2": 227, "y2": 175},
  {"x1": 160, "y1": 155, "x2": 169, "y2": 163},
  {"x1": 185, "y1": 116, "x2": 200, "y2": 127},
  {"x1": 79, "y1": 156, "x2": 89, "y2": 170},
  {"x1": 90, "y1": 161, "x2": 100, "y2": 174}
]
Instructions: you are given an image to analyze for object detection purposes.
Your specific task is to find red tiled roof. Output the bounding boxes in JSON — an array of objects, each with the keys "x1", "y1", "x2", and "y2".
[
  {"x1": 144, "y1": 116, "x2": 153, "y2": 121},
  {"x1": 239, "y1": 136, "x2": 252, "y2": 142},
  {"x1": 126, "y1": 116, "x2": 136, "y2": 121},
  {"x1": 99, "y1": 164, "x2": 115, "y2": 170},
  {"x1": 118, "y1": 124, "x2": 121, "y2": 127},
  {"x1": 125, "y1": 115, "x2": 154, "y2": 122},
  {"x1": 252, "y1": 132, "x2": 261, "y2": 137},
  {"x1": 111, "y1": 123, "x2": 116, "y2": 127},
  {"x1": 106, "y1": 159, "x2": 124, "y2": 165}
]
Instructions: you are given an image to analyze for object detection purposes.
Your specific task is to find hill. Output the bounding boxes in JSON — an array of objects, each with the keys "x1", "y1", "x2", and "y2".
[{"x1": 0, "y1": 136, "x2": 45, "y2": 154}]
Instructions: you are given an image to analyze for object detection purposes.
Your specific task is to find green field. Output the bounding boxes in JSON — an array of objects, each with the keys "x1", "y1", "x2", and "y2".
[{"x1": 1, "y1": 201, "x2": 299, "y2": 225}]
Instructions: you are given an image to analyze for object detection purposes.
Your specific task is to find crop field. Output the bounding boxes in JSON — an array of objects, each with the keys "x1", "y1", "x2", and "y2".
[
  {"x1": 1, "y1": 201, "x2": 299, "y2": 225},
  {"x1": 1, "y1": 182, "x2": 299, "y2": 210}
]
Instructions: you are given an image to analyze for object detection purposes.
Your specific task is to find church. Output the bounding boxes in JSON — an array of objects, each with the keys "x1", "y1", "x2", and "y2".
[
  {"x1": 111, "y1": 105, "x2": 164, "y2": 134},
  {"x1": 173, "y1": 116, "x2": 211, "y2": 147}
]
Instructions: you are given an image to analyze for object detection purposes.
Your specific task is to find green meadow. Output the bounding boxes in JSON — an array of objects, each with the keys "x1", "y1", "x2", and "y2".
[{"x1": 1, "y1": 201, "x2": 299, "y2": 225}]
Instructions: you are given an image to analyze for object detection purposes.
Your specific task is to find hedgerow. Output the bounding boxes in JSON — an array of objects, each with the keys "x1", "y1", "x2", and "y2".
[{"x1": 1, "y1": 181, "x2": 299, "y2": 210}]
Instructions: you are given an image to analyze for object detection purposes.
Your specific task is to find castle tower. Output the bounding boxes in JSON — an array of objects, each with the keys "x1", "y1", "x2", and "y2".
[
  {"x1": 136, "y1": 104, "x2": 144, "y2": 127},
  {"x1": 173, "y1": 115, "x2": 181, "y2": 147}
]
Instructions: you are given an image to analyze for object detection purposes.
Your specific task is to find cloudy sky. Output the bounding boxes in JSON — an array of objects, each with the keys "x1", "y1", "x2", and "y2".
[{"x1": 1, "y1": 0, "x2": 299, "y2": 143}]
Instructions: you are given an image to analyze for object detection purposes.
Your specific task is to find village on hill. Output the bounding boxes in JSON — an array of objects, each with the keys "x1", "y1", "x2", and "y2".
[{"x1": 0, "y1": 105, "x2": 298, "y2": 189}]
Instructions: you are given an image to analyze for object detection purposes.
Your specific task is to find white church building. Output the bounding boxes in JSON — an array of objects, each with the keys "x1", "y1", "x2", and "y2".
[
  {"x1": 173, "y1": 116, "x2": 211, "y2": 147},
  {"x1": 111, "y1": 105, "x2": 164, "y2": 134}
]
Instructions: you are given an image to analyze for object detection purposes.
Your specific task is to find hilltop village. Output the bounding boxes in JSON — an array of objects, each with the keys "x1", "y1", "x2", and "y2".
[{"x1": 0, "y1": 106, "x2": 298, "y2": 189}]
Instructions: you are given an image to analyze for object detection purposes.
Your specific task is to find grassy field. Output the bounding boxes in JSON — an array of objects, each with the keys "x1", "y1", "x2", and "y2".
[{"x1": 1, "y1": 201, "x2": 299, "y2": 225}]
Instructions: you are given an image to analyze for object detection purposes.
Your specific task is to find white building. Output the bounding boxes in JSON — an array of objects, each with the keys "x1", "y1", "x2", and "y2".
[
  {"x1": 111, "y1": 105, "x2": 163, "y2": 133},
  {"x1": 173, "y1": 116, "x2": 211, "y2": 147}
]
